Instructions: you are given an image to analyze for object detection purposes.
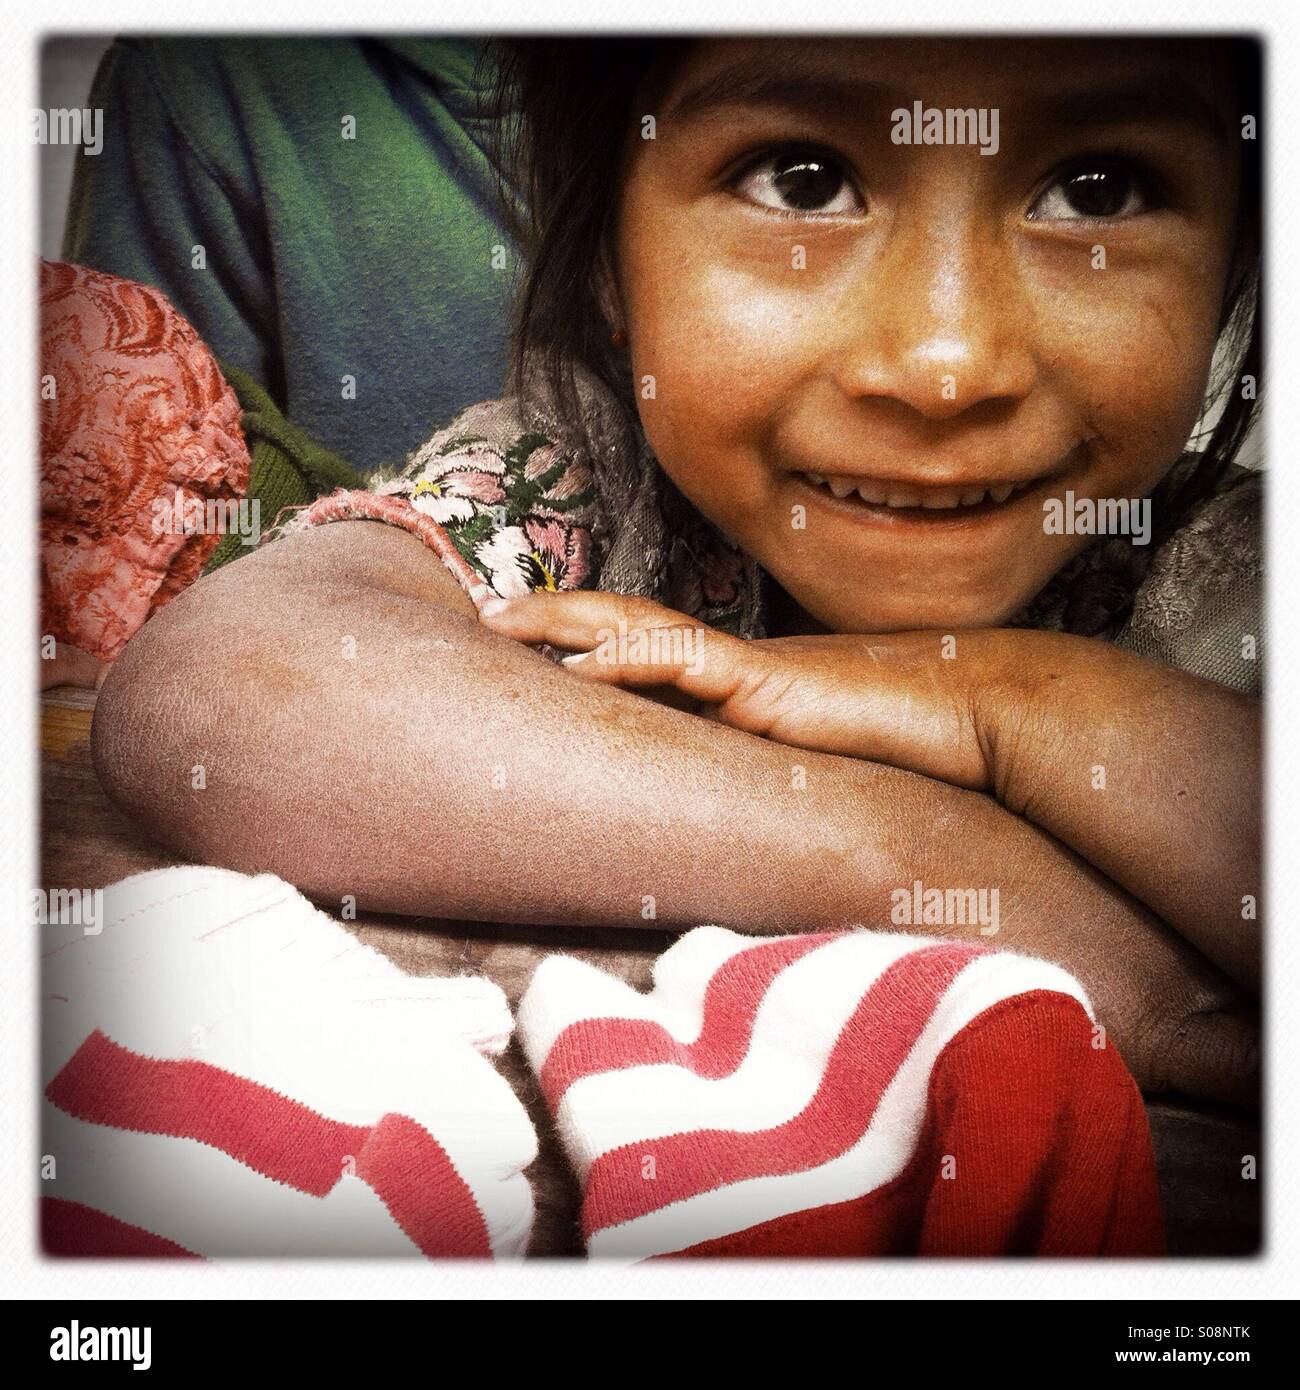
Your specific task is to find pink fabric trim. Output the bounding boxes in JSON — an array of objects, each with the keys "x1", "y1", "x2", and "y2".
[{"x1": 289, "y1": 490, "x2": 494, "y2": 608}]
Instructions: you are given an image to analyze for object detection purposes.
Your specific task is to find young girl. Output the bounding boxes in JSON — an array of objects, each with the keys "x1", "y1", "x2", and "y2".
[{"x1": 93, "y1": 35, "x2": 1261, "y2": 1109}]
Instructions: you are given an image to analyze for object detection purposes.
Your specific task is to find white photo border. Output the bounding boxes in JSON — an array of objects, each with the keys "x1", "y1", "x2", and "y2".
[{"x1": 3, "y1": 0, "x2": 1291, "y2": 1301}]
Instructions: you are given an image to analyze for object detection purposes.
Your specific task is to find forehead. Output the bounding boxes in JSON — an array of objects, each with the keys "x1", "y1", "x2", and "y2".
[{"x1": 661, "y1": 37, "x2": 1241, "y2": 134}]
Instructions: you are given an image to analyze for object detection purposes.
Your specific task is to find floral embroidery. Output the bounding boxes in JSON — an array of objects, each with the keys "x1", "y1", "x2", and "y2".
[
  {"x1": 286, "y1": 403, "x2": 758, "y2": 636},
  {"x1": 379, "y1": 429, "x2": 600, "y2": 599}
]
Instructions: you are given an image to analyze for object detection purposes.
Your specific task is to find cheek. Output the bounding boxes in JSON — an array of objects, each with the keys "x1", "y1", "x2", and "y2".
[
  {"x1": 630, "y1": 264, "x2": 797, "y2": 441},
  {"x1": 1032, "y1": 258, "x2": 1226, "y2": 486},
  {"x1": 621, "y1": 226, "x2": 819, "y2": 529}
]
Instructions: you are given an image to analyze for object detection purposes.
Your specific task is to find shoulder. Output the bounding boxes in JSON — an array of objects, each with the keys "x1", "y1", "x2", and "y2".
[
  {"x1": 388, "y1": 400, "x2": 601, "y2": 598},
  {"x1": 1118, "y1": 465, "x2": 1262, "y2": 693},
  {"x1": 278, "y1": 398, "x2": 603, "y2": 605}
]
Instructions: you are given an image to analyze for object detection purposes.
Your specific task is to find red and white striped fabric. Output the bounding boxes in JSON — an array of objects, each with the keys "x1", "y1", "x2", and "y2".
[
  {"x1": 517, "y1": 927, "x2": 1164, "y2": 1260},
  {"x1": 41, "y1": 868, "x2": 536, "y2": 1258}
]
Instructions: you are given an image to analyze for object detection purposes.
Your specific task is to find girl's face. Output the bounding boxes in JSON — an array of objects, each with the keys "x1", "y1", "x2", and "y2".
[{"x1": 615, "y1": 38, "x2": 1243, "y2": 631}]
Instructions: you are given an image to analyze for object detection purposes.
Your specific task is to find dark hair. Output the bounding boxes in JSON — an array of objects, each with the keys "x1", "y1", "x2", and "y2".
[
  {"x1": 480, "y1": 38, "x2": 687, "y2": 424},
  {"x1": 1153, "y1": 35, "x2": 1262, "y2": 543},
  {"x1": 480, "y1": 36, "x2": 1262, "y2": 544}
]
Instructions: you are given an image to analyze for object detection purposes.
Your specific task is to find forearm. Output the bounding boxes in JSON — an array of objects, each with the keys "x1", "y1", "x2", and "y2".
[
  {"x1": 94, "y1": 522, "x2": 898, "y2": 930},
  {"x1": 93, "y1": 523, "x2": 1256, "y2": 1101},
  {"x1": 94, "y1": 525, "x2": 1133, "y2": 940},
  {"x1": 981, "y1": 630, "x2": 1261, "y2": 990},
  {"x1": 479, "y1": 594, "x2": 1256, "y2": 985}
]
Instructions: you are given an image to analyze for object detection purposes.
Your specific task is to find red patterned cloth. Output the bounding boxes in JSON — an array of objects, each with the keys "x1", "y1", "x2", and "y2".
[
  {"x1": 39, "y1": 260, "x2": 250, "y2": 663},
  {"x1": 518, "y1": 927, "x2": 1166, "y2": 1259}
]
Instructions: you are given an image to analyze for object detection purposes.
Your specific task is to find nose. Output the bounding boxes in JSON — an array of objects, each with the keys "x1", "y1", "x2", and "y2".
[{"x1": 830, "y1": 212, "x2": 1037, "y2": 422}]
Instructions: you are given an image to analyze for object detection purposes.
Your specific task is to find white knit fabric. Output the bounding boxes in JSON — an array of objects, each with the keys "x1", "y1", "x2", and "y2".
[
  {"x1": 41, "y1": 867, "x2": 536, "y2": 1257},
  {"x1": 518, "y1": 925, "x2": 1094, "y2": 1262}
]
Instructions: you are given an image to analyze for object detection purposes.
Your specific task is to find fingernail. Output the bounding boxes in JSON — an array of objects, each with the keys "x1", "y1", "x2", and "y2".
[
  {"x1": 561, "y1": 651, "x2": 592, "y2": 666},
  {"x1": 478, "y1": 597, "x2": 511, "y2": 617}
]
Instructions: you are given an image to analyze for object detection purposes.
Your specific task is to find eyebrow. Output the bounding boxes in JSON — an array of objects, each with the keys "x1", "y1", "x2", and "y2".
[
  {"x1": 666, "y1": 61, "x2": 1230, "y2": 142},
  {"x1": 666, "y1": 63, "x2": 903, "y2": 122},
  {"x1": 1039, "y1": 79, "x2": 1232, "y2": 141}
]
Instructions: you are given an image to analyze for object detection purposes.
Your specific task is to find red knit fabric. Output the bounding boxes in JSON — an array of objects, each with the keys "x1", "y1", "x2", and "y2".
[
  {"x1": 45, "y1": 1029, "x2": 495, "y2": 1258},
  {"x1": 581, "y1": 943, "x2": 983, "y2": 1238},
  {"x1": 517, "y1": 927, "x2": 1165, "y2": 1259},
  {"x1": 41, "y1": 868, "x2": 536, "y2": 1259},
  {"x1": 671, "y1": 992, "x2": 1164, "y2": 1257},
  {"x1": 42, "y1": 1198, "x2": 201, "y2": 1259}
]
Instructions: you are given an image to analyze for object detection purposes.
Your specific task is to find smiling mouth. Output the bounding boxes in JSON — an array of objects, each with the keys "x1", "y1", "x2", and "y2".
[{"x1": 797, "y1": 471, "x2": 1043, "y2": 512}]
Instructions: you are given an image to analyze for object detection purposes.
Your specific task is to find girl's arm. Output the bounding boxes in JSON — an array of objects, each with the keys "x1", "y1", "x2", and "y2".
[
  {"x1": 484, "y1": 594, "x2": 1259, "y2": 992},
  {"x1": 93, "y1": 520, "x2": 1255, "y2": 1103},
  {"x1": 977, "y1": 630, "x2": 1259, "y2": 993}
]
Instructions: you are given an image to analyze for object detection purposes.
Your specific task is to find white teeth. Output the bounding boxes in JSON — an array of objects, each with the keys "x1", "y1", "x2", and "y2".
[
  {"x1": 800, "y1": 472, "x2": 1027, "y2": 510},
  {"x1": 919, "y1": 489, "x2": 962, "y2": 509}
]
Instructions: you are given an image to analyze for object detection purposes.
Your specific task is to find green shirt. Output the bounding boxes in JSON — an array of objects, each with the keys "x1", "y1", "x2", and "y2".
[{"x1": 63, "y1": 36, "x2": 518, "y2": 474}]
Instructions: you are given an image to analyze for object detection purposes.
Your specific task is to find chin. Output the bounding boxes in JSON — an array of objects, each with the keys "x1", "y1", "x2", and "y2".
[
  {"x1": 763, "y1": 532, "x2": 1064, "y2": 633},
  {"x1": 800, "y1": 579, "x2": 1035, "y2": 635}
]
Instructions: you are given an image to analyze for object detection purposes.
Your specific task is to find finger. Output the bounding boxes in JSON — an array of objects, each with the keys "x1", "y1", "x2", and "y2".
[
  {"x1": 477, "y1": 590, "x2": 683, "y2": 650},
  {"x1": 479, "y1": 591, "x2": 761, "y2": 706},
  {"x1": 558, "y1": 628, "x2": 747, "y2": 703},
  {"x1": 1146, "y1": 1009, "x2": 1260, "y2": 1111}
]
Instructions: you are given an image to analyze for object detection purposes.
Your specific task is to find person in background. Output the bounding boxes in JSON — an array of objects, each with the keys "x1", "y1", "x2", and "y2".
[
  {"x1": 62, "y1": 36, "x2": 517, "y2": 474},
  {"x1": 44, "y1": 37, "x2": 517, "y2": 685}
]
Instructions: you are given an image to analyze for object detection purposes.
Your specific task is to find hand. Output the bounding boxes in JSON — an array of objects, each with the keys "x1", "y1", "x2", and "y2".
[
  {"x1": 479, "y1": 590, "x2": 1002, "y2": 788},
  {"x1": 480, "y1": 589, "x2": 1260, "y2": 1108}
]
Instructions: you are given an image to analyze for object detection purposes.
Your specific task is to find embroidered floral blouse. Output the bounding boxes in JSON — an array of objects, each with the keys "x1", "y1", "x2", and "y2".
[{"x1": 278, "y1": 398, "x2": 761, "y2": 638}]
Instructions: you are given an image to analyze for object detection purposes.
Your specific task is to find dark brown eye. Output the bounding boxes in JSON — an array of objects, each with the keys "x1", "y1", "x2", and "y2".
[
  {"x1": 1029, "y1": 163, "x2": 1148, "y2": 221},
  {"x1": 734, "y1": 146, "x2": 863, "y2": 215},
  {"x1": 772, "y1": 154, "x2": 845, "y2": 209}
]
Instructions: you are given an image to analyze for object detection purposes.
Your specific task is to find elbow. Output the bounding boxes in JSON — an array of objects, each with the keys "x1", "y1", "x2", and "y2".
[
  {"x1": 88, "y1": 564, "x2": 328, "y2": 879},
  {"x1": 89, "y1": 587, "x2": 232, "y2": 858},
  {"x1": 90, "y1": 621, "x2": 180, "y2": 843}
]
